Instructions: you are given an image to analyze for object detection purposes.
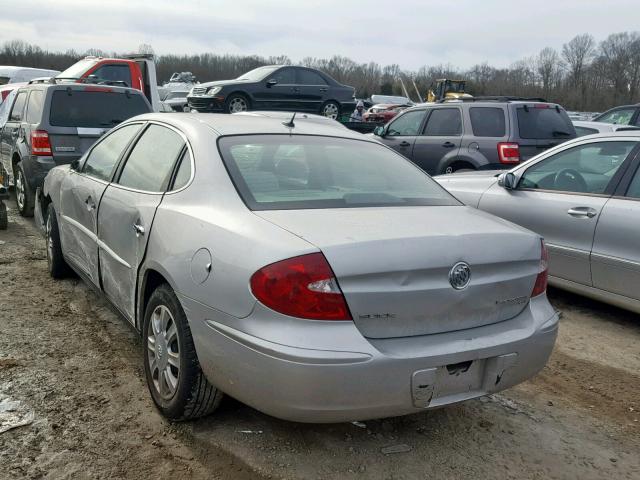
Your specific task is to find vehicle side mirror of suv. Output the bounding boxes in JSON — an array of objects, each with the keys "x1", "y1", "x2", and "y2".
[
  {"x1": 498, "y1": 172, "x2": 517, "y2": 190},
  {"x1": 373, "y1": 126, "x2": 385, "y2": 137},
  {"x1": 266, "y1": 78, "x2": 277, "y2": 87}
]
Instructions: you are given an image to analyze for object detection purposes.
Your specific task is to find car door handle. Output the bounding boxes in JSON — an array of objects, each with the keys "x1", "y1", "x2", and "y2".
[
  {"x1": 399, "y1": 141, "x2": 411, "y2": 147},
  {"x1": 292, "y1": 87, "x2": 300, "y2": 92},
  {"x1": 85, "y1": 196, "x2": 95, "y2": 211},
  {"x1": 319, "y1": 88, "x2": 328, "y2": 92},
  {"x1": 442, "y1": 142, "x2": 456, "y2": 148},
  {"x1": 133, "y1": 223, "x2": 145, "y2": 236},
  {"x1": 567, "y1": 207, "x2": 597, "y2": 218}
]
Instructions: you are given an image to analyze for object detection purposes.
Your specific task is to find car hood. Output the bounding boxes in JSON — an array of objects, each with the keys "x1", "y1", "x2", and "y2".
[{"x1": 197, "y1": 79, "x2": 255, "y2": 89}]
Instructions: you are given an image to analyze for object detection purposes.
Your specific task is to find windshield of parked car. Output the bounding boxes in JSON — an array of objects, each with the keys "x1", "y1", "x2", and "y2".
[
  {"x1": 517, "y1": 105, "x2": 576, "y2": 139},
  {"x1": 237, "y1": 66, "x2": 280, "y2": 82},
  {"x1": 218, "y1": 135, "x2": 461, "y2": 210},
  {"x1": 49, "y1": 89, "x2": 150, "y2": 128},
  {"x1": 57, "y1": 59, "x2": 99, "y2": 79}
]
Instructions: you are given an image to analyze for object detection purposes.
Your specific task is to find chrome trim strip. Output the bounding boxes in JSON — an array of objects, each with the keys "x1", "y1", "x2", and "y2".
[
  {"x1": 61, "y1": 214, "x2": 96, "y2": 241},
  {"x1": 591, "y1": 252, "x2": 640, "y2": 269},
  {"x1": 97, "y1": 239, "x2": 131, "y2": 269}
]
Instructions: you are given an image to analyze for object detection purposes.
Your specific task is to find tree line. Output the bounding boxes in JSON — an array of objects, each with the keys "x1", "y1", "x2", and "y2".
[{"x1": 1, "y1": 31, "x2": 639, "y2": 112}]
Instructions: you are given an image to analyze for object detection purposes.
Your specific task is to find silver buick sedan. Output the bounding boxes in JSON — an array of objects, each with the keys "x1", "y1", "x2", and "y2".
[
  {"x1": 37, "y1": 113, "x2": 558, "y2": 423},
  {"x1": 436, "y1": 132, "x2": 640, "y2": 314}
]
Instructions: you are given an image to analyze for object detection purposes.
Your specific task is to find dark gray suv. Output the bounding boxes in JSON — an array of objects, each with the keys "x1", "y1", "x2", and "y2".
[
  {"x1": 0, "y1": 81, "x2": 151, "y2": 216},
  {"x1": 372, "y1": 99, "x2": 576, "y2": 175}
]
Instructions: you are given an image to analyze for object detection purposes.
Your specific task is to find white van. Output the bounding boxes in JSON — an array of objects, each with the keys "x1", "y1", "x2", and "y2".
[{"x1": 0, "y1": 66, "x2": 61, "y2": 85}]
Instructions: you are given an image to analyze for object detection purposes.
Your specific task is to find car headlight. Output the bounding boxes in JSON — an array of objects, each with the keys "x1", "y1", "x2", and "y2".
[{"x1": 207, "y1": 86, "x2": 222, "y2": 95}]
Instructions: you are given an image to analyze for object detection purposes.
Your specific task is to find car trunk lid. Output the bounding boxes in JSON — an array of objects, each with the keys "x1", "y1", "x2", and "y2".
[
  {"x1": 48, "y1": 127, "x2": 107, "y2": 164},
  {"x1": 256, "y1": 206, "x2": 541, "y2": 338}
]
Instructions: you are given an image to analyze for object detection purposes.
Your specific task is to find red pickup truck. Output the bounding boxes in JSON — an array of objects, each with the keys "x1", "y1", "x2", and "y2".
[{"x1": 56, "y1": 54, "x2": 161, "y2": 111}]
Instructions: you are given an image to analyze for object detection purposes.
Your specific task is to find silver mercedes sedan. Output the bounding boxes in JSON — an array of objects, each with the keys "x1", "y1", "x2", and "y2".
[
  {"x1": 37, "y1": 112, "x2": 558, "y2": 423},
  {"x1": 436, "y1": 132, "x2": 640, "y2": 315}
]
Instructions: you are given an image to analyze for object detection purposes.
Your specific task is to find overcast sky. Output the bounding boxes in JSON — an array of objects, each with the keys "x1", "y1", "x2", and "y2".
[{"x1": 2, "y1": 0, "x2": 640, "y2": 70}]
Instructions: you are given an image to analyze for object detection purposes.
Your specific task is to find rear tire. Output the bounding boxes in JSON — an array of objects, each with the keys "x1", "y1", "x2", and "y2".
[
  {"x1": 443, "y1": 161, "x2": 475, "y2": 175},
  {"x1": 14, "y1": 162, "x2": 34, "y2": 217},
  {"x1": 143, "y1": 284, "x2": 223, "y2": 421},
  {"x1": 0, "y1": 202, "x2": 7, "y2": 230},
  {"x1": 321, "y1": 101, "x2": 341, "y2": 120},
  {"x1": 46, "y1": 205, "x2": 71, "y2": 278}
]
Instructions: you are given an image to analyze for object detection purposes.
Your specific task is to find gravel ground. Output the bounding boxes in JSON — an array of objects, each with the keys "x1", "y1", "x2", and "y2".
[{"x1": 0, "y1": 199, "x2": 638, "y2": 480}]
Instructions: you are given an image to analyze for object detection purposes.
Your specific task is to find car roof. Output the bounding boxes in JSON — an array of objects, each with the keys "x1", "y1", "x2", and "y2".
[
  {"x1": 406, "y1": 100, "x2": 561, "y2": 111},
  {"x1": 0, "y1": 66, "x2": 58, "y2": 74},
  {"x1": 129, "y1": 112, "x2": 370, "y2": 140},
  {"x1": 17, "y1": 82, "x2": 146, "y2": 95}
]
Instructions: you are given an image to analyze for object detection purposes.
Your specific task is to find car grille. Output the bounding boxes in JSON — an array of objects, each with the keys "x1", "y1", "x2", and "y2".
[
  {"x1": 188, "y1": 97, "x2": 215, "y2": 109},
  {"x1": 191, "y1": 87, "x2": 208, "y2": 95}
]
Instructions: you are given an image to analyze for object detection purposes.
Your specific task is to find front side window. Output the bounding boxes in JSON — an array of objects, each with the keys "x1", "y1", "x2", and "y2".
[
  {"x1": 9, "y1": 91, "x2": 27, "y2": 122},
  {"x1": 82, "y1": 124, "x2": 142, "y2": 181},
  {"x1": 423, "y1": 108, "x2": 462, "y2": 136},
  {"x1": 90, "y1": 65, "x2": 132, "y2": 87},
  {"x1": 519, "y1": 141, "x2": 637, "y2": 194},
  {"x1": 574, "y1": 126, "x2": 598, "y2": 137},
  {"x1": 386, "y1": 110, "x2": 426, "y2": 136},
  {"x1": 271, "y1": 68, "x2": 296, "y2": 84},
  {"x1": 117, "y1": 124, "x2": 185, "y2": 192},
  {"x1": 597, "y1": 108, "x2": 636, "y2": 125},
  {"x1": 218, "y1": 135, "x2": 460, "y2": 210}
]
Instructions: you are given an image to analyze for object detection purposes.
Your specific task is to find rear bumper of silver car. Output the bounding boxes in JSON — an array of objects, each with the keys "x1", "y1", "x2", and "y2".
[{"x1": 182, "y1": 294, "x2": 558, "y2": 423}]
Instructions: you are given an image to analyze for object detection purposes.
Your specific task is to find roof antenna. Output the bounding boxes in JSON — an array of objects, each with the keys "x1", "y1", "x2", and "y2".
[{"x1": 282, "y1": 111, "x2": 296, "y2": 128}]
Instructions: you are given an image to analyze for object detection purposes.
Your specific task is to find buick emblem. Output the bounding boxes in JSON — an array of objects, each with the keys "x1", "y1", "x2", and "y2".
[{"x1": 449, "y1": 262, "x2": 471, "y2": 290}]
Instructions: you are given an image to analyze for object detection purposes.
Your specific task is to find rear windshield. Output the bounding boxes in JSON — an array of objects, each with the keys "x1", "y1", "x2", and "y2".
[
  {"x1": 516, "y1": 106, "x2": 575, "y2": 140},
  {"x1": 218, "y1": 135, "x2": 460, "y2": 210},
  {"x1": 49, "y1": 89, "x2": 150, "y2": 128}
]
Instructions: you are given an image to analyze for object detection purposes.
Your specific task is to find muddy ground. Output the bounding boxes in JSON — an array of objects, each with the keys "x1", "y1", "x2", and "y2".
[{"x1": 0, "y1": 199, "x2": 638, "y2": 480}]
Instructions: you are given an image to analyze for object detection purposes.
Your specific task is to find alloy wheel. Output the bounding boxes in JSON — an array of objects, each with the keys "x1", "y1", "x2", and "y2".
[
  {"x1": 15, "y1": 170, "x2": 25, "y2": 210},
  {"x1": 147, "y1": 305, "x2": 181, "y2": 400},
  {"x1": 45, "y1": 213, "x2": 53, "y2": 268},
  {"x1": 228, "y1": 97, "x2": 248, "y2": 113},
  {"x1": 322, "y1": 103, "x2": 339, "y2": 119}
]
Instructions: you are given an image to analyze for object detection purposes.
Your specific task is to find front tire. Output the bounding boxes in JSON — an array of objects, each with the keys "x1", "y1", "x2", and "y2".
[
  {"x1": 143, "y1": 284, "x2": 222, "y2": 421},
  {"x1": 321, "y1": 101, "x2": 341, "y2": 120},
  {"x1": 225, "y1": 94, "x2": 250, "y2": 114},
  {"x1": 14, "y1": 163, "x2": 34, "y2": 217},
  {"x1": 46, "y1": 205, "x2": 71, "y2": 278},
  {"x1": 0, "y1": 202, "x2": 7, "y2": 230}
]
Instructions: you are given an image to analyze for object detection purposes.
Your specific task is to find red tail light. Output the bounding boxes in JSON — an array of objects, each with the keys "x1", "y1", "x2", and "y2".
[
  {"x1": 31, "y1": 130, "x2": 52, "y2": 156},
  {"x1": 497, "y1": 142, "x2": 520, "y2": 164},
  {"x1": 531, "y1": 239, "x2": 549, "y2": 297},
  {"x1": 1, "y1": 90, "x2": 11, "y2": 101},
  {"x1": 250, "y1": 253, "x2": 352, "y2": 320}
]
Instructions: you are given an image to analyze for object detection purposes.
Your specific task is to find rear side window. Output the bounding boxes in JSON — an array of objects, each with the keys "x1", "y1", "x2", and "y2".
[
  {"x1": 626, "y1": 167, "x2": 640, "y2": 199},
  {"x1": 218, "y1": 135, "x2": 460, "y2": 210},
  {"x1": 82, "y1": 124, "x2": 142, "y2": 181},
  {"x1": 469, "y1": 107, "x2": 505, "y2": 137},
  {"x1": 171, "y1": 150, "x2": 192, "y2": 190},
  {"x1": 297, "y1": 70, "x2": 327, "y2": 85},
  {"x1": 49, "y1": 89, "x2": 150, "y2": 128},
  {"x1": 26, "y1": 90, "x2": 43, "y2": 124},
  {"x1": 9, "y1": 92, "x2": 27, "y2": 121},
  {"x1": 596, "y1": 108, "x2": 636, "y2": 125},
  {"x1": 574, "y1": 126, "x2": 598, "y2": 137},
  {"x1": 117, "y1": 124, "x2": 185, "y2": 192},
  {"x1": 90, "y1": 65, "x2": 132, "y2": 87},
  {"x1": 423, "y1": 108, "x2": 462, "y2": 136},
  {"x1": 516, "y1": 106, "x2": 575, "y2": 140}
]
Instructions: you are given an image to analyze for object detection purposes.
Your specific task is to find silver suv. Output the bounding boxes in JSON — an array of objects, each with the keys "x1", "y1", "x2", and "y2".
[{"x1": 373, "y1": 98, "x2": 576, "y2": 175}]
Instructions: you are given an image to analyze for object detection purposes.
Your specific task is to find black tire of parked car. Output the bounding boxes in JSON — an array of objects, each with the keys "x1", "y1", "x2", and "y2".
[
  {"x1": 320, "y1": 100, "x2": 341, "y2": 120},
  {"x1": 0, "y1": 202, "x2": 7, "y2": 230},
  {"x1": 443, "y1": 161, "x2": 476, "y2": 175},
  {"x1": 46, "y1": 205, "x2": 72, "y2": 278},
  {"x1": 14, "y1": 162, "x2": 34, "y2": 217},
  {"x1": 143, "y1": 284, "x2": 223, "y2": 421},
  {"x1": 224, "y1": 93, "x2": 251, "y2": 114}
]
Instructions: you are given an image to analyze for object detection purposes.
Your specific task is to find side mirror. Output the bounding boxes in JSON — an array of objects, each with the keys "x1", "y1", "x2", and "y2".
[
  {"x1": 70, "y1": 159, "x2": 80, "y2": 171},
  {"x1": 498, "y1": 172, "x2": 517, "y2": 190},
  {"x1": 266, "y1": 78, "x2": 277, "y2": 87},
  {"x1": 373, "y1": 126, "x2": 385, "y2": 137}
]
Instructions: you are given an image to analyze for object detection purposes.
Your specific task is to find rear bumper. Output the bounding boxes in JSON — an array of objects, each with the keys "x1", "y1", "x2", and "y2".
[
  {"x1": 182, "y1": 294, "x2": 559, "y2": 423},
  {"x1": 21, "y1": 155, "x2": 57, "y2": 191}
]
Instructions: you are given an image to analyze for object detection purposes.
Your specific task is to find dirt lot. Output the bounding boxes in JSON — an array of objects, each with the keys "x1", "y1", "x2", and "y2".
[{"x1": 1, "y1": 199, "x2": 638, "y2": 480}]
